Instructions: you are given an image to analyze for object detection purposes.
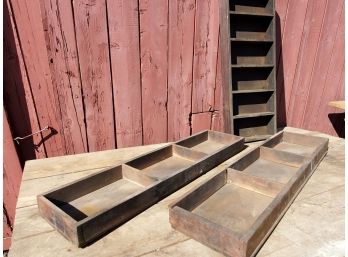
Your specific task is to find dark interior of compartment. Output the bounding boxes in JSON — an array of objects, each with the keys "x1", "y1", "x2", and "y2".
[
  {"x1": 230, "y1": 15, "x2": 273, "y2": 40},
  {"x1": 231, "y1": 41, "x2": 273, "y2": 65},
  {"x1": 229, "y1": 0, "x2": 273, "y2": 14},
  {"x1": 230, "y1": 0, "x2": 270, "y2": 9},
  {"x1": 232, "y1": 66, "x2": 274, "y2": 90},
  {"x1": 234, "y1": 115, "x2": 274, "y2": 138},
  {"x1": 233, "y1": 91, "x2": 274, "y2": 115}
]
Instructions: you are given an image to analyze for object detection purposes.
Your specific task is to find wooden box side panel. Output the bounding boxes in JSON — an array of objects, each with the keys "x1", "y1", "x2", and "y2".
[
  {"x1": 243, "y1": 161, "x2": 313, "y2": 256},
  {"x1": 170, "y1": 207, "x2": 247, "y2": 257},
  {"x1": 37, "y1": 196, "x2": 78, "y2": 245}
]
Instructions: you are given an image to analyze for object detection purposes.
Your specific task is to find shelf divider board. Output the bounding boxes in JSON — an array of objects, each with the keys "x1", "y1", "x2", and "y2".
[
  {"x1": 220, "y1": 0, "x2": 277, "y2": 141},
  {"x1": 37, "y1": 130, "x2": 245, "y2": 247},
  {"x1": 169, "y1": 131, "x2": 329, "y2": 257}
]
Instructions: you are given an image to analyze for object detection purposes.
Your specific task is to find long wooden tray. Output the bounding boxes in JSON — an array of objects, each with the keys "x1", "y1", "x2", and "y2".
[
  {"x1": 37, "y1": 130, "x2": 245, "y2": 247},
  {"x1": 169, "y1": 131, "x2": 328, "y2": 257}
]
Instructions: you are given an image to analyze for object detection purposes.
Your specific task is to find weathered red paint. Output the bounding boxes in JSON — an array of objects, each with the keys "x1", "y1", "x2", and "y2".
[
  {"x1": 4, "y1": 0, "x2": 46, "y2": 161},
  {"x1": 303, "y1": 0, "x2": 344, "y2": 129},
  {"x1": 73, "y1": 0, "x2": 116, "y2": 151},
  {"x1": 276, "y1": 0, "x2": 308, "y2": 127},
  {"x1": 191, "y1": 112, "x2": 212, "y2": 134},
  {"x1": 140, "y1": 0, "x2": 169, "y2": 144},
  {"x1": 192, "y1": 0, "x2": 219, "y2": 113},
  {"x1": 40, "y1": 0, "x2": 88, "y2": 154},
  {"x1": 3, "y1": 110, "x2": 23, "y2": 250},
  {"x1": 211, "y1": 32, "x2": 224, "y2": 132},
  {"x1": 287, "y1": 0, "x2": 327, "y2": 128},
  {"x1": 167, "y1": 0, "x2": 196, "y2": 141},
  {"x1": 9, "y1": 0, "x2": 65, "y2": 157},
  {"x1": 107, "y1": 0, "x2": 143, "y2": 148}
]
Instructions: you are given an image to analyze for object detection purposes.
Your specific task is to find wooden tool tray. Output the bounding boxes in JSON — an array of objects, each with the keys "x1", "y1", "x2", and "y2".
[
  {"x1": 169, "y1": 131, "x2": 328, "y2": 257},
  {"x1": 37, "y1": 130, "x2": 245, "y2": 247}
]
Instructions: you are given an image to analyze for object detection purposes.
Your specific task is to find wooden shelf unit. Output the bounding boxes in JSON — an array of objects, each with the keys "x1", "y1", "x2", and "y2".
[{"x1": 221, "y1": 0, "x2": 277, "y2": 141}]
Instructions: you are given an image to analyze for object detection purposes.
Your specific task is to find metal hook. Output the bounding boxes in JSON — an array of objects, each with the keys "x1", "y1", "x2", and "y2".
[{"x1": 13, "y1": 126, "x2": 50, "y2": 145}]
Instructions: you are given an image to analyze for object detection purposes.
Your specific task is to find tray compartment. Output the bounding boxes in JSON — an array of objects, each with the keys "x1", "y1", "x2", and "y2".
[
  {"x1": 262, "y1": 131, "x2": 329, "y2": 168},
  {"x1": 42, "y1": 165, "x2": 156, "y2": 221},
  {"x1": 229, "y1": 147, "x2": 307, "y2": 184},
  {"x1": 125, "y1": 145, "x2": 207, "y2": 180},
  {"x1": 175, "y1": 130, "x2": 241, "y2": 155},
  {"x1": 232, "y1": 66, "x2": 274, "y2": 91}
]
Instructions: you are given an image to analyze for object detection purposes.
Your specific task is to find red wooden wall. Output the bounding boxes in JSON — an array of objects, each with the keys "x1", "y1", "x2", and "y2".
[{"x1": 3, "y1": 0, "x2": 344, "y2": 250}]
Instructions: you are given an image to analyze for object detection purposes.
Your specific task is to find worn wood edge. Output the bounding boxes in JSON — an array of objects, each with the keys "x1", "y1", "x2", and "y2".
[
  {"x1": 169, "y1": 206, "x2": 246, "y2": 257},
  {"x1": 243, "y1": 151, "x2": 327, "y2": 257},
  {"x1": 168, "y1": 169, "x2": 227, "y2": 211},
  {"x1": 219, "y1": 0, "x2": 233, "y2": 133},
  {"x1": 259, "y1": 146, "x2": 308, "y2": 168},
  {"x1": 226, "y1": 168, "x2": 284, "y2": 198},
  {"x1": 23, "y1": 143, "x2": 170, "y2": 175},
  {"x1": 37, "y1": 195, "x2": 78, "y2": 245}
]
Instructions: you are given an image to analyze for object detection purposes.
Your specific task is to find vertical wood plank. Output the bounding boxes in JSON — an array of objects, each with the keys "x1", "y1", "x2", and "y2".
[
  {"x1": 218, "y1": 0, "x2": 232, "y2": 133},
  {"x1": 287, "y1": 0, "x2": 327, "y2": 127},
  {"x1": 73, "y1": 0, "x2": 115, "y2": 151},
  {"x1": 211, "y1": 31, "x2": 224, "y2": 132},
  {"x1": 302, "y1": 0, "x2": 344, "y2": 129},
  {"x1": 4, "y1": 0, "x2": 46, "y2": 161},
  {"x1": 3, "y1": 109, "x2": 23, "y2": 250},
  {"x1": 139, "y1": 0, "x2": 168, "y2": 144},
  {"x1": 191, "y1": 112, "x2": 212, "y2": 134},
  {"x1": 192, "y1": 0, "x2": 220, "y2": 113},
  {"x1": 40, "y1": 0, "x2": 88, "y2": 154},
  {"x1": 275, "y1": 0, "x2": 290, "y2": 126},
  {"x1": 167, "y1": 0, "x2": 196, "y2": 141},
  {"x1": 276, "y1": 0, "x2": 308, "y2": 126},
  {"x1": 107, "y1": 0, "x2": 143, "y2": 148},
  {"x1": 9, "y1": 0, "x2": 66, "y2": 157},
  {"x1": 313, "y1": 9, "x2": 344, "y2": 134}
]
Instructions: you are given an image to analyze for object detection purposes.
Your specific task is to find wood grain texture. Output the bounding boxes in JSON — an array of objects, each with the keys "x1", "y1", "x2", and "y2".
[
  {"x1": 302, "y1": 1, "x2": 344, "y2": 130},
  {"x1": 3, "y1": 110, "x2": 23, "y2": 250},
  {"x1": 275, "y1": 0, "x2": 290, "y2": 127},
  {"x1": 191, "y1": 112, "x2": 212, "y2": 135},
  {"x1": 211, "y1": 32, "x2": 224, "y2": 132},
  {"x1": 107, "y1": 0, "x2": 143, "y2": 147},
  {"x1": 9, "y1": 0, "x2": 66, "y2": 157},
  {"x1": 287, "y1": 0, "x2": 328, "y2": 127},
  {"x1": 167, "y1": 0, "x2": 196, "y2": 141},
  {"x1": 192, "y1": 0, "x2": 220, "y2": 113},
  {"x1": 276, "y1": 0, "x2": 308, "y2": 127},
  {"x1": 316, "y1": 10, "x2": 344, "y2": 135},
  {"x1": 218, "y1": 0, "x2": 232, "y2": 133},
  {"x1": 4, "y1": 0, "x2": 46, "y2": 161},
  {"x1": 140, "y1": 0, "x2": 168, "y2": 144},
  {"x1": 73, "y1": 0, "x2": 115, "y2": 151},
  {"x1": 40, "y1": 0, "x2": 88, "y2": 154}
]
